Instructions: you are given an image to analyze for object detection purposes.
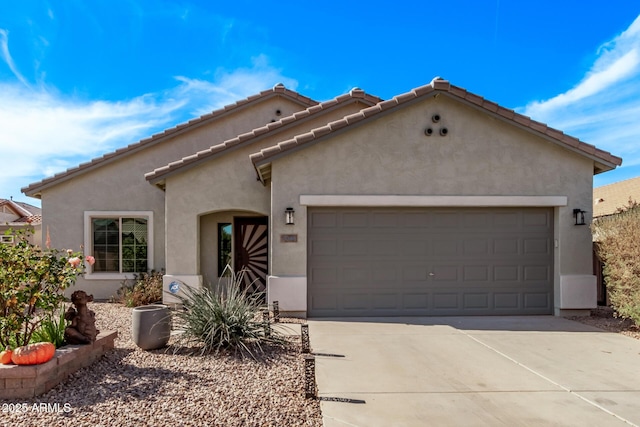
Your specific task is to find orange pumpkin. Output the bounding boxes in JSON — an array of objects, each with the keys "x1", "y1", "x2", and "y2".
[
  {"x1": 0, "y1": 348, "x2": 12, "y2": 364},
  {"x1": 11, "y1": 342, "x2": 55, "y2": 365}
]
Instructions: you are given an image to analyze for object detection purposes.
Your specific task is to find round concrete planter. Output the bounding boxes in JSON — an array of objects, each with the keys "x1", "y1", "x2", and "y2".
[{"x1": 132, "y1": 305, "x2": 171, "y2": 350}]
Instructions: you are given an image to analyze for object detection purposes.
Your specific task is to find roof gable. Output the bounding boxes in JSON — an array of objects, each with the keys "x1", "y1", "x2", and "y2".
[
  {"x1": 0, "y1": 198, "x2": 42, "y2": 225},
  {"x1": 145, "y1": 88, "x2": 382, "y2": 186},
  {"x1": 22, "y1": 84, "x2": 318, "y2": 197},
  {"x1": 250, "y1": 78, "x2": 622, "y2": 184}
]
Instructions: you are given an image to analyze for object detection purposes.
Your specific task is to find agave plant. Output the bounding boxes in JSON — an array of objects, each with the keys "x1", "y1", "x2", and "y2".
[{"x1": 171, "y1": 265, "x2": 287, "y2": 358}]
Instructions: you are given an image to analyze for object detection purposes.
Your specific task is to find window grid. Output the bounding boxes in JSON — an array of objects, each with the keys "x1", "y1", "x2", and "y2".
[{"x1": 92, "y1": 217, "x2": 148, "y2": 274}]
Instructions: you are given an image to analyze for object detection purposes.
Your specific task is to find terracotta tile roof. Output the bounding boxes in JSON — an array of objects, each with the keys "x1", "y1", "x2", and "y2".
[
  {"x1": 145, "y1": 88, "x2": 382, "y2": 185},
  {"x1": 250, "y1": 77, "x2": 623, "y2": 183},
  {"x1": 11, "y1": 214, "x2": 42, "y2": 225},
  {"x1": 0, "y1": 199, "x2": 42, "y2": 225},
  {"x1": 593, "y1": 176, "x2": 640, "y2": 218},
  {"x1": 22, "y1": 84, "x2": 318, "y2": 197}
]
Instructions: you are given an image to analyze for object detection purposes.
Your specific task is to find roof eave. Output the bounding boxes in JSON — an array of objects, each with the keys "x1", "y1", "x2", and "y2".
[
  {"x1": 146, "y1": 93, "x2": 382, "y2": 184},
  {"x1": 22, "y1": 89, "x2": 318, "y2": 196}
]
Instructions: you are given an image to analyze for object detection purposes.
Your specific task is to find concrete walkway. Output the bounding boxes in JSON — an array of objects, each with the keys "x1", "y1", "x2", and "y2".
[{"x1": 308, "y1": 317, "x2": 640, "y2": 427}]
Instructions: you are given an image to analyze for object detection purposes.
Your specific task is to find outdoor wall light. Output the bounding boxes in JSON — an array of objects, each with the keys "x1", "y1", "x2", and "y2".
[
  {"x1": 573, "y1": 208, "x2": 586, "y2": 226},
  {"x1": 285, "y1": 207, "x2": 295, "y2": 225}
]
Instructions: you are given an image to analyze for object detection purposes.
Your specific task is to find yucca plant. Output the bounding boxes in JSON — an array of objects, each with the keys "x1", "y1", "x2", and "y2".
[{"x1": 171, "y1": 266, "x2": 287, "y2": 358}]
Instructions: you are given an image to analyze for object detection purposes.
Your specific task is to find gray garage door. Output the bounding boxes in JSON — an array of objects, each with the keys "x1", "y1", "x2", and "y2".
[{"x1": 307, "y1": 207, "x2": 553, "y2": 316}]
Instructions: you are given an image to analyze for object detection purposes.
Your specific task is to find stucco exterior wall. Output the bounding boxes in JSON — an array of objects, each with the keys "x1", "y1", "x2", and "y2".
[
  {"x1": 163, "y1": 100, "x2": 375, "y2": 279},
  {"x1": 36, "y1": 96, "x2": 307, "y2": 300},
  {"x1": 268, "y1": 95, "x2": 596, "y2": 313}
]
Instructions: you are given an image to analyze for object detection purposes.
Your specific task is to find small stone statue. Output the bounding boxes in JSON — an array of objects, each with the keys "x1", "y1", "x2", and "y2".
[{"x1": 64, "y1": 290, "x2": 100, "y2": 344}]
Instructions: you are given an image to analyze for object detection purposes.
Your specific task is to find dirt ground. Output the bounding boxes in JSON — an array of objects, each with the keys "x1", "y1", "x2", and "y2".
[{"x1": 570, "y1": 306, "x2": 640, "y2": 340}]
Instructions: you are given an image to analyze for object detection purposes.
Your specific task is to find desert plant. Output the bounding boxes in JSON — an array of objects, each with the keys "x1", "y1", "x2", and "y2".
[
  {"x1": 171, "y1": 266, "x2": 287, "y2": 358},
  {"x1": 592, "y1": 201, "x2": 640, "y2": 326},
  {"x1": 116, "y1": 270, "x2": 164, "y2": 307},
  {"x1": 31, "y1": 308, "x2": 68, "y2": 348},
  {"x1": 0, "y1": 228, "x2": 90, "y2": 348}
]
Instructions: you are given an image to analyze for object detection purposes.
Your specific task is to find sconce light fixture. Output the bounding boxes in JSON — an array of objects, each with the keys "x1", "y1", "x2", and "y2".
[
  {"x1": 573, "y1": 208, "x2": 586, "y2": 226},
  {"x1": 285, "y1": 207, "x2": 295, "y2": 225}
]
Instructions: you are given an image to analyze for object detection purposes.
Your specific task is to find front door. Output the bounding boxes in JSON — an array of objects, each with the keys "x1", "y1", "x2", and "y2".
[{"x1": 233, "y1": 217, "x2": 268, "y2": 294}]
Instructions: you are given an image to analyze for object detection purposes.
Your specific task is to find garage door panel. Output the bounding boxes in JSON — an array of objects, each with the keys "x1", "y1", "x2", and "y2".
[
  {"x1": 523, "y1": 238, "x2": 551, "y2": 254},
  {"x1": 494, "y1": 265, "x2": 520, "y2": 281},
  {"x1": 371, "y1": 239, "x2": 399, "y2": 255},
  {"x1": 402, "y1": 265, "x2": 429, "y2": 281},
  {"x1": 310, "y1": 293, "x2": 338, "y2": 311},
  {"x1": 402, "y1": 293, "x2": 429, "y2": 309},
  {"x1": 342, "y1": 239, "x2": 369, "y2": 255},
  {"x1": 432, "y1": 265, "x2": 459, "y2": 281},
  {"x1": 342, "y1": 212, "x2": 369, "y2": 227},
  {"x1": 462, "y1": 212, "x2": 491, "y2": 228},
  {"x1": 463, "y1": 238, "x2": 489, "y2": 254},
  {"x1": 431, "y1": 239, "x2": 458, "y2": 255},
  {"x1": 310, "y1": 238, "x2": 337, "y2": 255},
  {"x1": 433, "y1": 293, "x2": 459, "y2": 309},
  {"x1": 372, "y1": 293, "x2": 399, "y2": 309},
  {"x1": 310, "y1": 211, "x2": 337, "y2": 227},
  {"x1": 434, "y1": 212, "x2": 460, "y2": 228},
  {"x1": 523, "y1": 211, "x2": 552, "y2": 227},
  {"x1": 308, "y1": 207, "x2": 553, "y2": 316},
  {"x1": 403, "y1": 212, "x2": 431, "y2": 227},
  {"x1": 523, "y1": 265, "x2": 551, "y2": 281},
  {"x1": 402, "y1": 240, "x2": 429, "y2": 256},
  {"x1": 493, "y1": 212, "x2": 520, "y2": 228},
  {"x1": 343, "y1": 293, "x2": 370, "y2": 310},
  {"x1": 524, "y1": 293, "x2": 550, "y2": 309},
  {"x1": 494, "y1": 293, "x2": 519, "y2": 309},
  {"x1": 494, "y1": 238, "x2": 519, "y2": 254},
  {"x1": 463, "y1": 266, "x2": 489, "y2": 282},
  {"x1": 464, "y1": 293, "x2": 490, "y2": 309}
]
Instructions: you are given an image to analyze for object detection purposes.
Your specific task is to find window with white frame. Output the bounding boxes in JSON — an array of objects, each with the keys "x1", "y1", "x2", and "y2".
[
  {"x1": 84, "y1": 211, "x2": 153, "y2": 277},
  {"x1": 0, "y1": 235, "x2": 14, "y2": 244}
]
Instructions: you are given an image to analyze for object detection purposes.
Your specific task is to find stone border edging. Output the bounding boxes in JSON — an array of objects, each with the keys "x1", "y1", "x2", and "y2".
[{"x1": 0, "y1": 331, "x2": 118, "y2": 399}]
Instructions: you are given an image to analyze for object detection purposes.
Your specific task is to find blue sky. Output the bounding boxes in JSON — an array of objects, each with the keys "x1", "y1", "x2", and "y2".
[{"x1": 1, "y1": 1, "x2": 639, "y2": 206}]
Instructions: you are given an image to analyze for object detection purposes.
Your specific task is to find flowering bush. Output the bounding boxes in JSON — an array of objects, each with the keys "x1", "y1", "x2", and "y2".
[{"x1": 0, "y1": 228, "x2": 93, "y2": 348}]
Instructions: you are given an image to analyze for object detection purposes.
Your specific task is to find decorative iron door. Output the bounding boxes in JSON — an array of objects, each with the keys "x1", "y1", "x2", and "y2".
[{"x1": 233, "y1": 217, "x2": 268, "y2": 294}]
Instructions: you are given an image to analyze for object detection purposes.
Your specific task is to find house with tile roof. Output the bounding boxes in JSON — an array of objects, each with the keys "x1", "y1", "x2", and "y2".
[
  {"x1": 0, "y1": 198, "x2": 42, "y2": 246},
  {"x1": 23, "y1": 78, "x2": 622, "y2": 317},
  {"x1": 593, "y1": 176, "x2": 640, "y2": 219}
]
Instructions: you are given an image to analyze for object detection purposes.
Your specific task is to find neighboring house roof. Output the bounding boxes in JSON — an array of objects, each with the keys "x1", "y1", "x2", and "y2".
[
  {"x1": 144, "y1": 88, "x2": 382, "y2": 186},
  {"x1": 593, "y1": 176, "x2": 640, "y2": 218},
  {"x1": 250, "y1": 77, "x2": 623, "y2": 184},
  {"x1": 22, "y1": 84, "x2": 318, "y2": 198},
  {"x1": 0, "y1": 198, "x2": 42, "y2": 225}
]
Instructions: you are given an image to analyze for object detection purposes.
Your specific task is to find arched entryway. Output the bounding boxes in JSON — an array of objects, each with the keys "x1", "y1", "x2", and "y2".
[{"x1": 199, "y1": 210, "x2": 268, "y2": 294}]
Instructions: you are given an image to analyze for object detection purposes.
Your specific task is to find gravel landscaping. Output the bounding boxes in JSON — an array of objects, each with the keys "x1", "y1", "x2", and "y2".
[
  {"x1": 1, "y1": 302, "x2": 322, "y2": 427},
  {"x1": 3, "y1": 302, "x2": 638, "y2": 426}
]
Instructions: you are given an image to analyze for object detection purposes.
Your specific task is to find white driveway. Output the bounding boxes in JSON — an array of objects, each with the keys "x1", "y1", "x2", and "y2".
[{"x1": 309, "y1": 317, "x2": 640, "y2": 427}]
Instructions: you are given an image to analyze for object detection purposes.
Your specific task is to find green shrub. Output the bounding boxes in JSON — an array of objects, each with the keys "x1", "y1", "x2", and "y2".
[
  {"x1": 31, "y1": 308, "x2": 68, "y2": 348},
  {"x1": 592, "y1": 202, "x2": 640, "y2": 326},
  {"x1": 171, "y1": 266, "x2": 287, "y2": 358},
  {"x1": 0, "y1": 228, "x2": 87, "y2": 348},
  {"x1": 116, "y1": 270, "x2": 164, "y2": 307}
]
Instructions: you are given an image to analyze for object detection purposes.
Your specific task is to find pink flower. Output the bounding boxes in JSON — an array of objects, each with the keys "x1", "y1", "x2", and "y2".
[
  {"x1": 68, "y1": 257, "x2": 81, "y2": 268},
  {"x1": 85, "y1": 256, "x2": 96, "y2": 266}
]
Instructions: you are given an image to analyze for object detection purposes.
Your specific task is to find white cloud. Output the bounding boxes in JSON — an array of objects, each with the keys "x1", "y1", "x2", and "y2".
[
  {"x1": 519, "y1": 14, "x2": 640, "y2": 172},
  {"x1": 0, "y1": 50, "x2": 297, "y2": 204},
  {"x1": 175, "y1": 55, "x2": 298, "y2": 116},
  {"x1": 0, "y1": 29, "x2": 30, "y2": 87}
]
